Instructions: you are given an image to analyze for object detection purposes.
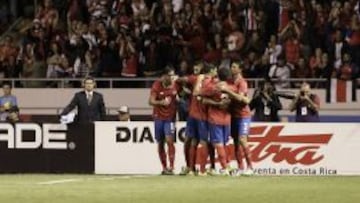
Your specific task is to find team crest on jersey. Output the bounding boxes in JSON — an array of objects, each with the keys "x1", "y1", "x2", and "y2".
[{"x1": 220, "y1": 93, "x2": 229, "y2": 99}]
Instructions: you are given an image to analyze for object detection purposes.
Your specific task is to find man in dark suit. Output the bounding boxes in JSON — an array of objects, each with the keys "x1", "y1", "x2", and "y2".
[{"x1": 61, "y1": 77, "x2": 106, "y2": 123}]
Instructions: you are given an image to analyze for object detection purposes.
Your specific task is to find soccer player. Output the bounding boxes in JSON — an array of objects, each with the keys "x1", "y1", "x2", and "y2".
[
  {"x1": 178, "y1": 61, "x2": 209, "y2": 175},
  {"x1": 218, "y1": 61, "x2": 253, "y2": 176},
  {"x1": 201, "y1": 67, "x2": 234, "y2": 175},
  {"x1": 149, "y1": 67, "x2": 179, "y2": 175},
  {"x1": 177, "y1": 61, "x2": 202, "y2": 175},
  {"x1": 190, "y1": 63, "x2": 218, "y2": 176}
]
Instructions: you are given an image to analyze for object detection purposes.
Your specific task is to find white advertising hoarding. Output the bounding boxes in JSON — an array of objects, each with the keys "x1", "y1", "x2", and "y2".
[{"x1": 95, "y1": 122, "x2": 360, "y2": 175}]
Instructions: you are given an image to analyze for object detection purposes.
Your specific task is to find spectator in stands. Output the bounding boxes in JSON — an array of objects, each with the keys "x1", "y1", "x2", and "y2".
[
  {"x1": 309, "y1": 47, "x2": 323, "y2": 71},
  {"x1": 81, "y1": 23, "x2": 98, "y2": 51},
  {"x1": 46, "y1": 42, "x2": 69, "y2": 79},
  {"x1": 337, "y1": 52, "x2": 359, "y2": 81},
  {"x1": 289, "y1": 82, "x2": 320, "y2": 122},
  {"x1": 293, "y1": 57, "x2": 312, "y2": 88},
  {"x1": 268, "y1": 55, "x2": 291, "y2": 89},
  {"x1": 142, "y1": 39, "x2": 161, "y2": 77},
  {"x1": 283, "y1": 32, "x2": 301, "y2": 68},
  {"x1": 117, "y1": 105, "x2": 130, "y2": 122},
  {"x1": 279, "y1": 19, "x2": 301, "y2": 66},
  {"x1": 218, "y1": 48, "x2": 231, "y2": 70},
  {"x1": 244, "y1": 31, "x2": 264, "y2": 56},
  {"x1": 119, "y1": 35, "x2": 138, "y2": 77},
  {"x1": 20, "y1": 43, "x2": 47, "y2": 87},
  {"x1": 264, "y1": 35, "x2": 282, "y2": 65},
  {"x1": 0, "y1": 82, "x2": 18, "y2": 121},
  {"x1": 252, "y1": 54, "x2": 271, "y2": 79},
  {"x1": 346, "y1": 14, "x2": 360, "y2": 68},
  {"x1": 0, "y1": 36, "x2": 18, "y2": 78},
  {"x1": 226, "y1": 30, "x2": 244, "y2": 61},
  {"x1": 311, "y1": 53, "x2": 333, "y2": 88},
  {"x1": 0, "y1": 54, "x2": 19, "y2": 79},
  {"x1": 313, "y1": 2, "x2": 327, "y2": 49},
  {"x1": 0, "y1": 35, "x2": 17, "y2": 62},
  {"x1": 243, "y1": 51, "x2": 260, "y2": 78},
  {"x1": 97, "y1": 34, "x2": 121, "y2": 77},
  {"x1": 68, "y1": 35, "x2": 93, "y2": 78},
  {"x1": 2, "y1": 0, "x2": 357, "y2": 90},
  {"x1": 87, "y1": 0, "x2": 109, "y2": 22},
  {"x1": 329, "y1": 29, "x2": 349, "y2": 70},
  {"x1": 250, "y1": 79, "x2": 282, "y2": 122},
  {"x1": 35, "y1": 0, "x2": 59, "y2": 31},
  {"x1": 29, "y1": 24, "x2": 49, "y2": 62}
]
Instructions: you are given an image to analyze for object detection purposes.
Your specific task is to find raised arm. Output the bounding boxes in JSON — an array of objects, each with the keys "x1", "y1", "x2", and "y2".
[
  {"x1": 305, "y1": 94, "x2": 320, "y2": 112},
  {"x1": 202, "y1": 97, "x2": 231, "y2": 109},
  {"x1": 218, "y1": 83, "x2": 250, "y2": 104},
  {"x1": 289, "y1": 95, "x2": 299, "y2": 112}
]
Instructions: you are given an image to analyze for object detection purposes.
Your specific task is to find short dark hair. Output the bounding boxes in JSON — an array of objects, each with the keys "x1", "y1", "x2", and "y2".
[
  {"x1": 83, "y1": 76, "x2": 95, "y2": 83},
  {"x1": 277, "y1": 54, "x2": 286, "y2": 61},
  {"x1": 194, "y1": 60, "x2": 204, "y2": 66},
  {"x1": 231, "y1": 60, "x2": 244, "y2": 69},
  {"x1": 84, "y1": 76, "x2": 95, "y2": 81},
  {"x1": 201, "y1": 63, "x2": 216, "y2": 74},
  {"x1": 261, "y1": 77, "x2": 276, "y2": 91},
  {"x1": 217, "y1": 68, "x2": 232, "y2": 81},
  {"x1": 2, "y1": 82, "x2": 12, "y2": 88},
  {"x1": 162, "y1": 66, "x2": 175, "y2": 75}
]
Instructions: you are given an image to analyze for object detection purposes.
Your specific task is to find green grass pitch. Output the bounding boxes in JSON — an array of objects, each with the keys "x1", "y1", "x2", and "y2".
[{"x1": 0, "y1": 175, "x2": 359, "y2": 203}]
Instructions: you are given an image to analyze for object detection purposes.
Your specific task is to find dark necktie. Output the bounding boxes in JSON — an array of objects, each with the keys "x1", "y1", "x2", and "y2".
[{"x1": 87, "y1": 93, "x2": 92, "y2": 105}]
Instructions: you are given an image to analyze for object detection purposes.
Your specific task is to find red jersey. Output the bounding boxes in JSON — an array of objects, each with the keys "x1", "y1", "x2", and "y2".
[
  {"x1": 231, "y1": 76, "x2": 251, "y2": 118},
  {"x1": 150, "y1": 80, "x2": 179, "y2": 120},
  {"x1": 201, "y1": 79, "x2": 234, "y2": 125},
  {"x1": 187, "y1": 74, "x2": 208, "y2": 121}
]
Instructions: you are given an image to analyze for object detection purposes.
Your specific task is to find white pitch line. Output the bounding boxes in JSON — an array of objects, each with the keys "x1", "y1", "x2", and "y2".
[
  {"x1": 99, "y1": 175, "x2": 154, "y2": 180},
  {"x1": 37, "y1": 178, "x2": 81, "y2": 185},
  {"x1": 132, "y1": 175, "x2": 154, "y2": 178}
]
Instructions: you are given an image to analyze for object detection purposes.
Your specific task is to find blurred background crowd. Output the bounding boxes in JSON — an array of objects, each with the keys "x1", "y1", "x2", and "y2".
[{"x1": 0, "y1": 0, "x2": 359, "y2": 88}]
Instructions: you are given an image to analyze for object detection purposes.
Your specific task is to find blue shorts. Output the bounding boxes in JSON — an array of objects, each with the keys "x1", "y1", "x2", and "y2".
[
  {"x1": 209, "y1": 123, "x2": 230, "y2": 144},
  {"x1": 186, "y1": 117, "x2": 209, "y2": 141},
  {"x1": 154, "y1": 119, "x2": 175, "y2": 142},
  {"x1": 231, "y1": 117, "x2": 251, "y2": 138}
]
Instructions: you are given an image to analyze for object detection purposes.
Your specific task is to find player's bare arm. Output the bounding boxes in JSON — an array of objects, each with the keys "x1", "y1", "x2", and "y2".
[
  {"x1": 148, "y1": 94, "x2": 170, "y2": 107},
  {"x1": 217, "y1": 83, "x2": 250, "y2": 104},
  {"x1": 192, "y1": 74, "x2": 205, "y2": 96},
  {"x1": 202, "y1": 97, "x2": 231, "y2": 109}
]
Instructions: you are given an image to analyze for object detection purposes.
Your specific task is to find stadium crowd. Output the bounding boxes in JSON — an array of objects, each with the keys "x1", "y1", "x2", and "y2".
[{"x1": 0, "y1": 0, "x2": 359, "y2": 88}]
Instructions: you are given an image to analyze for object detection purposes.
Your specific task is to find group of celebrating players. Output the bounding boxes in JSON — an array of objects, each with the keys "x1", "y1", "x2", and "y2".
[{"x1": 149, "y1": 61, "x2": 253, "y2": 176}]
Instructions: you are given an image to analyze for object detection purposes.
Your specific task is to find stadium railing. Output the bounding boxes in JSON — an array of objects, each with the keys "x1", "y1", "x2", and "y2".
[
  {"x1": 5, "y1": 78, "x2": 329, "y2": 89},
  {"x1": 6, "y1": 78, "x2": 359, "y2": 116}
]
